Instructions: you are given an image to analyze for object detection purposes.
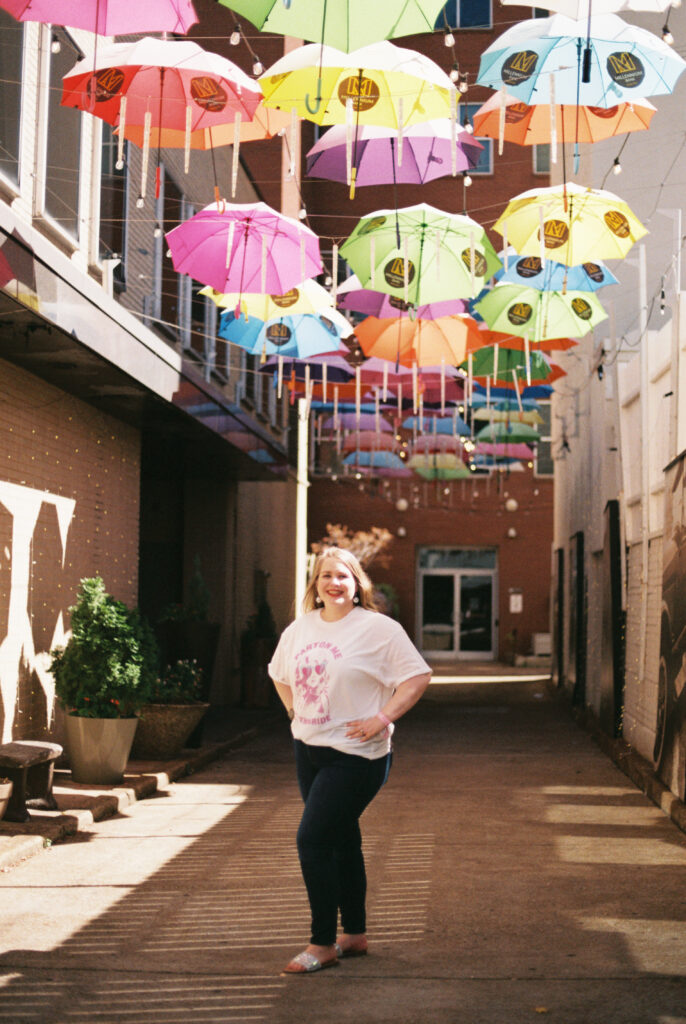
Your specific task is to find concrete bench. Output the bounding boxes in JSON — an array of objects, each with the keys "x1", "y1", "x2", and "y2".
[{"x1": 0, "y1": 741, "x2": 63, "y2": 823}]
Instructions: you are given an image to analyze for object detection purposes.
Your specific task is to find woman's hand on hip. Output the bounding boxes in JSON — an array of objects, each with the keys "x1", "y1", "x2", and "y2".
[{"x1": 345, "y1": 716, "x2": 388, "y2": 742}]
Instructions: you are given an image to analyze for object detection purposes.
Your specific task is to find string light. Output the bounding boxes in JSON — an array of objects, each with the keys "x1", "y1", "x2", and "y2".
[
  {"x1": 612, "y1": 156, "x2": 622, "y2": 175},
  {"x1": 450, "y1": 63, "x2": 460, "y2": 83},
  {"x1": 459, "y1": 75, "x2": 469, "y2": 94},
  {"x1": 50, "y1": 34, "x2": 61, "y2": 54},
  {"x1": 662, "y1": 23, "x2": 674, "y2": 45},
  {"x1": 444, "y1": 26, "x2": 455, "y2": 46},
  {"x1": 230, "y1": 24, "x2": 241, "y2": 45},
  {"x1": 252, "y1": 59, "x2": 264, "y2": 76}
]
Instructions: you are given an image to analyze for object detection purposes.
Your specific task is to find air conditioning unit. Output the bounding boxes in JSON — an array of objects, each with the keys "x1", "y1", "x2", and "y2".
[{"x1": 532, "y1": 632, "x2": 551, "y2": 656}]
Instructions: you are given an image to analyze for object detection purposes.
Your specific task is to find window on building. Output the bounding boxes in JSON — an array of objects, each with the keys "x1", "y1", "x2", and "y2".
[
  {"x1": 436, "y1": 0, "x2": 492, "y2": 29},
  {"x1": 535, "y1": 401, "x2": 554, "y2": 476},
  {"x1": 44, "y1": 28, "x2": 82, "y2": 238},
  {"x1": 160, "y1": 173, "x2": 184, "y2": 341},
  {"x1": 99, "y1": 125, "x2": 127, "y2": 286},
  {"x1": 461, "y1": 103, "x2": 493, "y2": 174},
  {"x1": 533, "y1": 143, "x2": 551, "y2": 175},
  {"x1": 0, "y1": 11, "x2": 23, "y2": 187}
]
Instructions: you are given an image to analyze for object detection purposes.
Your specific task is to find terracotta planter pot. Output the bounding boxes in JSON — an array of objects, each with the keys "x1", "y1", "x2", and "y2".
[
  {"x1": 0, "y1": 779, "x2": 13, "y2": 820},
  {"x1": 131, "y1": 703, "x2": 210, "y2": 760},
  {"x1": 65, "y1": 716, "x2": 139, "y2": 785}
]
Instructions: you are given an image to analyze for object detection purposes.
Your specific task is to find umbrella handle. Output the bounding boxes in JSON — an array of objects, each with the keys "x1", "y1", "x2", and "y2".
[{"x1": 305, "y1": 84, "x2": 323, "y2": 115}]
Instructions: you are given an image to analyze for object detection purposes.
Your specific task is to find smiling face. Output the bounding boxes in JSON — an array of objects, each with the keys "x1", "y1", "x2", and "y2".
[{"x1": 316, "y1": 556, "x2": 358, "y2": 620}]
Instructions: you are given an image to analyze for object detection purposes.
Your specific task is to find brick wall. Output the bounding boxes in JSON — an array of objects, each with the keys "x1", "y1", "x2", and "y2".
[{"x1": 0, "y1": 357, "x2": 140, "y2": 741}]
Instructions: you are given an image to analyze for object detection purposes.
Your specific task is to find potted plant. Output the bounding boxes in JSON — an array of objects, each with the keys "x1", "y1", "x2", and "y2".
[
  {"x1": 131, "y1": 659, "x2": 210, "y2": 760},
  {"x1": 0, "y1": 778, "x2": 13, "y2": 821},
  {"x1": 240, "y1": 600, "x2": 278, "y2": 707},
  {"x1": 50, "y1": 577, "x2": 158, "y2": 784}
]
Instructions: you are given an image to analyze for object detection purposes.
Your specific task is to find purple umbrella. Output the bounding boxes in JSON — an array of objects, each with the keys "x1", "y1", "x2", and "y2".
[
  {"x1": 306, "y1": 120, "x2": 483, "y2": 190},
  {"x1": 337, "y1": 276, "x2": 466, "y2": 319},
  {"x1": 323, "y1": 412, "x2": 393, "y2": 431},
  {"x1": 260, "y1": 352, "x2": 353, "y2": 382}
]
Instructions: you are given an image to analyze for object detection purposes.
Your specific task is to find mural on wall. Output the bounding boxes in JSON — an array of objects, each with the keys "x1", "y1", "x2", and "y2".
[
  {"x1": 656, "y1": 452, "x2": 686, "y2": 800},
  {"x1": 0, "y1": 481, "x2": 75, "y2": 742}
]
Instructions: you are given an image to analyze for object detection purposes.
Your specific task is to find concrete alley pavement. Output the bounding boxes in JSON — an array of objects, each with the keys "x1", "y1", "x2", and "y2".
[{"x1": 0, "y1": 676, "x2": 685, "y2": 1024}]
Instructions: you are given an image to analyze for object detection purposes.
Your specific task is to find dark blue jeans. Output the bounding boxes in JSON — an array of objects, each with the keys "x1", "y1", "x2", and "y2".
[{"x1": 294, "y1": 739, "x2": 392, "y2": 946}]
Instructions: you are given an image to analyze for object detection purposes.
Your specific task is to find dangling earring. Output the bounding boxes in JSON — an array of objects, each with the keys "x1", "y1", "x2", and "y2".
[
  {"x1": 353, "y1": 594, "x2": 360, "y2": 604},
  {"x1": 315, "y1": 595, "x2": 323, "y2": 606}
]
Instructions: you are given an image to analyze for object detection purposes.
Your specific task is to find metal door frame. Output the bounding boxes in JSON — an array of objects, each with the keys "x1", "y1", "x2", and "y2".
[{"x1": 416, "y1": 566, "x2": 498, "y2": 661}]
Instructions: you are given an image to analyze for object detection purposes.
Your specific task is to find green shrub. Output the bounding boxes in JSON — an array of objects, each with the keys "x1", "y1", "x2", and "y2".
[
  {"x1": 149, "y1": 659, "x2": 204, "y2": 704},
  {"x1": 50, "y1": 577, "x2": 158, "y2": 718}
]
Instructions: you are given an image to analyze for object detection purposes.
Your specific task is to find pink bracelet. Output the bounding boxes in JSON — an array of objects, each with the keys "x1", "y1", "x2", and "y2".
[{"x1": 377, "y1": 711, "x2": 392, "y2": 728}]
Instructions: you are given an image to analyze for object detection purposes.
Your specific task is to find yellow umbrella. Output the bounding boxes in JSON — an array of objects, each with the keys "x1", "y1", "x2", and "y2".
[
  {"x1": 493, "y1": 182, "x2": 647, "y2": 266},
  {"x1": 200, "y1": 278, "x2": 337, "y2": 319}
]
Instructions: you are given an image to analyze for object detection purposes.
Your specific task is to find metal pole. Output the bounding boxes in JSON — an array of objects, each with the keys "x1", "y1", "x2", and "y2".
[
  {"x1": 295, "y1": 398, "x2": 309, "y2": 617},
  {"x1": 638, "y1": 244, "x2": 649, "y2": 683}
]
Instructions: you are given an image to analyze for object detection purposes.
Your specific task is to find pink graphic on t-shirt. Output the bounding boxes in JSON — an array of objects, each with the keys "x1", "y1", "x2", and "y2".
[{"x1": 294, "y1": 652, "x2": 331, "y2": 725}]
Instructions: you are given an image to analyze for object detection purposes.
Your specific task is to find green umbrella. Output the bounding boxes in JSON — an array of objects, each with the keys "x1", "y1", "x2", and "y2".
[
  {"x1": 221, "y1": 0, "x2": 448, "y2": 51},
  {"x1": 475, "y1": 420, "x2": 541, "y2": 445},
  {"x1": 340, "y1": 203, "x2": 502, "y2": 306},
  {"x1": 474, "y1": 284, "x2": 607, "y2": 341},
  {"x1": 461, "y1": 346, "x2": 559, "y2": 386}
]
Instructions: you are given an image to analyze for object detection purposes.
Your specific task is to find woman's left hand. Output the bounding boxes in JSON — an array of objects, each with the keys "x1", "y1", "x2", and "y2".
[{"x1": 345, "y1": 716, "x2": 388, "y2": 742}]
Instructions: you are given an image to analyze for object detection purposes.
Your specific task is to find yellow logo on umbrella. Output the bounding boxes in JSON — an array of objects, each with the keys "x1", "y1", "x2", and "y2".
[
  {"x1": 516, "y1": 256, "x2": 542, "y2": 278},
  {"x1": 270, "y1": 289, "x2": 300, "y2": 307},
  {"x1": 505, "y1": 102, "x2": 531, "y2": 124},
  {"x1": 384, "y1": 257, "x2": 415, "y2": 289},
  {"x1": 606, "y1": 52, "x2": 645, "y2": 88},
  {"x1": 604, "y1": 211, "x2": 631, "y2": 238},
  {"x1": 507, "y1": 302, "x2": 533, "y2": 325},
  {"x1": 582, "y1": 262, "x2": 604, "y2": 282},
  {"x1": 541, "y1": 219, "x2": 569, "y2": 248},
  {"x1": 571, "y1": 297, "x2": 593, "y2": 320},
  {"x1": 266, "y1": 323, "x2": 292, "y2": 345},
  {"x1": 461, "y1": 249, "x2": 487, "y2": 277},
  {"x1": 94, "y1": 67, "x2": 125, "y2": 101},
  {"x1": 337, "y1": 75, "x2": 380, "y2": 112},
  {"x1": 190, "y1": 77, "x2": 228, "y2": 112},
  {"x1": 501, "y1": 51, "x2": 538, "y2": 85}
]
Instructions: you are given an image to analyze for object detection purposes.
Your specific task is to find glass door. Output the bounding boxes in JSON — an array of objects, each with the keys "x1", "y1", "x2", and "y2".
[
  {"x1": 458, "y1": 574, "x2": 494, "y2": 657},
  {"x1": 420, "y1": 573, "x2": 456, "y2": 654},
  {"x1": 419, "y1": 570, "x2": 495, "y2": 659}
]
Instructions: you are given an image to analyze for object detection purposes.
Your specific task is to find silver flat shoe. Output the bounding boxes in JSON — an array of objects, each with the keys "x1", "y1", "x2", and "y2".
[{"x1": 282, "y1": 950, "x2": 339, "y2": 974}]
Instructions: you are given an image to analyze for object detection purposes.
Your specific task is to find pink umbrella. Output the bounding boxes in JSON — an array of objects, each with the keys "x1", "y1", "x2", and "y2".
[
  {"x1": 165, "y1": 201, "x2": 323, "y2": 295},
  {"x1": 411, "y1": 435, "x2": 465, "y2": 455},
  {"x1": 337, "y1": 276, "x2": 466, "y2": 319},
  {"x1": 322, "y1": 412, "x2": 394, "y2": 431},
  {"x1": 342, "y1": 431, "x2": 398, "y2": 453},
  {"x1": 476, "y1": 442, "x2": 534, "y2": 460},
  {"x1": 0, "y1": 0, "x2": 198, "y2": 33}
]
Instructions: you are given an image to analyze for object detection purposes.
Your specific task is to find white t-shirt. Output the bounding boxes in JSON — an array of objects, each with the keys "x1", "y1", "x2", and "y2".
[{"x1": 268, "y1": 607, "x2": 431, "y2": 759}]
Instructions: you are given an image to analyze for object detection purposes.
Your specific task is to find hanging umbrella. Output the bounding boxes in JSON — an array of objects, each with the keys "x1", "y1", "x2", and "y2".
[
  {"x1": 119, "y1": 100, "x2": 290, "y2": 150},
  {"x1": 337, "y1": 276, "x2": 467, "y2": 319},
  {"x1": 411, "y1": 435, "x2": 466, "y2": 454},
  {"x1": 473, "y1": 405, "x2": 544, "y2": 425},
  {"x1": 220, "y1": 0, "x2": 447, "y2": 51},
  {"x1": 342, "y1": 431, "x2": 399, "y2": 452},
  {"x1": 323, "y1": 412, "x2": 394, "y2": 431},
  {"x1": 219, "y1": 312, "x2": 347, "y2": 358},
  {"x1": 0, "y1": 0, "x2": 198, "y2": 33},
  {"x1": 306, "y1": 120, "x2": 483, "y2": 194},
  {"x1": 476, "y1": 420, "x2": 541, "y2": 445},
  {"x1": 476, "y1": 442, "x2": 536, "y2": 460},
  {"x1": 403, "y1": 414, "x2": 470, "y2": 436},
  {"x1": 165, "y1": 201, "x2": 323, "y2": 295},
  {"x1": 493, "y1": 182, "x2": 647, "y2": 266},
  {"x1": 476, "y1": 14, "x2": 686, "y2": 107},
  {"x1": 260, "y1": 353, "x2": 354, "y2": 383},
  {"x1": 354, "y1": 314, "x2": 483, "y2": 368},
  {"x1": 340, "y1": 204, "x2": 501, "y2": 306},
  {"x1": 202, "y1": 278, "x2": 340, "y2": 320},
  {"x1": 474, "y1": 322, "x2": 579, "y2": 353},
  {"x1": 472, "y1": 92, "x2": 656, "y2": 146},
  {"x1": 495, "y1": 249, "x2": 618, "y2": 292},
  {"x1": 343, "y1": 450, "x2": 408, "y2": 470},
  {"x1": 463, "y1": 346, "x2": 563, "y2": 385},
  {"x1": 476, "y1": 284, "x2": 607, "y2": 340},
  {"x1": 259, "y1": 41, "x2": 455, "y2": 126},
  {"x1": 409, "y1": 452, "x2": 471, "y2": 480}
]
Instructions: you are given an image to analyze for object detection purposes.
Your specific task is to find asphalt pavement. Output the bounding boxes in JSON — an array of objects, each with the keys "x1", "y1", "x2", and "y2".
[{"x1": 0, "y1": 673, "x2": 685, "y2": 1024}]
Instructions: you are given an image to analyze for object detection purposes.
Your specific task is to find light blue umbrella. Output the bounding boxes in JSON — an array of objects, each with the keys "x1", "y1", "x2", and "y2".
[
  {"x1": 343, "y1": 450, "x2": 407, "y2": 470},
  {"x1": 219, "y1": 311, "x2": 347, "y2": 358},
  {"x1": 495, "y1": 250, "x2": 618, "y2": 292},
  {"x1": 477, "y1": 13, "x2": 686, "y2": 106},
  {"x1": 402, "y1": 414, "x2": 470, "y2": 436}
]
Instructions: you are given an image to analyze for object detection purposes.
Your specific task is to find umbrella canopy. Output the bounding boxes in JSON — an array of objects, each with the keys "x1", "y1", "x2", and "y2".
[
  {"x1": 464, "y1": 346, "x2": 562, "y2": 385},
  {"x1": 409, "y1": 452, "x2": 471, "y2": 479},
  {"x1": 476, "y1": 13, "x2": 686, "y2": 107},
  {"x1": 337, "y1": 276, "x2": 467, "y2": 319},
  {"x1": 411, "y1": 435, "x2": 466, "y2": 454},
  {"x1": 165, "y1": 201, "x2": 323, "y2": 295},
  {"x1": 220, "y1": 0, "x2": 447, "y2": 51},
  {"x1": 493, "y1": 182, "x2": 647, "y2": 266},
  {"x1": 306, "y1": 120, "x2": 483, "y2": 189},
  {"x1": 476, "y1": 442, "x2": 536, "y2": 460},
  {"x1": 1, "y1": 0, "x2": 198, "y2": 33},
  {"x1": 476, "y1": 420, "x2": 541, "y2": 444},
  {"x1": 403, "y1": 414, "x2": 470, "y2": 436},
  {"x1": 62, "y1": 38, "x2": 261, "y2": 136},
  {"x1": 340, "y1": 204, "x2": 501, "y2": 305},
  {"x1": 495, "y1": 250, "x2": 618, "y2": 292},
  {"x1": 343, "y1": 450, "x2": 407, "y2": 469},
  {"x1": 354, "y1": 314, "x2": 483, "y2": 367},
  {"x1": 259, "y1": 41, "x2": 455, "y2": 126},
  {"x1": 323, "y1": 412, "x2": 394, "y2": 431},
  {"x1": 342, "y1": 431, "x2": 399, "y2": 452},
  {"x1": 260, "y1": 353, "x2": 354, "y2": 383},
  {"x1": 476, "y1": 284, "x2": 607, "y2": 340},
  {"x1": 219, "y1": 311, "x2": 346, "y2": 358},
  {"x1": 473, "y1": 406, "x2": 543, "y2": 425},
  {"x1": 202, "y1": 278, "x2": 339, "y2": 319},
  {"x1": 120, "y1": 100, "x2": 290, "y2": 149},
  {"x1": 472, "y1": 92, "x2": 656, "y2": 145}
]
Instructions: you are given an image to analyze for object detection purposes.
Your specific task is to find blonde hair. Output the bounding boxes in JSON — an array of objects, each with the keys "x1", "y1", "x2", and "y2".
[{"x1": 303, "y1": 547, "x2": 378, "y2": 614}]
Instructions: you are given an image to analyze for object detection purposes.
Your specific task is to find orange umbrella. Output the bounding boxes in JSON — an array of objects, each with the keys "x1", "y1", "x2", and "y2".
[
  {"x1": 472, "y1": 94, "x2": 656, "y2": 146},
  {"x1": 475, "y1": 325, "x2": 578, "y2": 354},
  {"x1": 354, "y1": 315, "x2": 483, "y2": 368}
]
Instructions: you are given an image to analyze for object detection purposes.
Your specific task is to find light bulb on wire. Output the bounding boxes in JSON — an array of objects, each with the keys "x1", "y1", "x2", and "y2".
[
  {"x1": 458, "y1": 76, "x2": 469, "y2": 94},
  {"x1": 463, "y1": 173, "x2": 473, "y2": 187},
  {"x1": 612, "y1": 156, "x2": 622, "y2": 175},
  {"x1": 50, "y1": 33, "x2": 61, "y2": 54},
  {"x1": 252, "y1": 59, "x2": 264, "y2": 76},
  {"x1": 450, "y1": 63, "x2": 459, "y2": 83},
  {"x1": 230, "y1": 25, "x2": 241, "y2": 45},
  {"x1": 662, "y1": 23, "x2": 674, "y2": 45},
  {"x1": 464, "y1": 117, "x2": 474, "y2": 135},
  {"x1": 444, "y1": 26, "x2": 455, "y2": 46}
]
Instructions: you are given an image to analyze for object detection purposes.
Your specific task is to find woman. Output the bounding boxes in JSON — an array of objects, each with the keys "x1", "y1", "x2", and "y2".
[{"x1": 268, "y1": 547, "x2": 432, "y2": 975}]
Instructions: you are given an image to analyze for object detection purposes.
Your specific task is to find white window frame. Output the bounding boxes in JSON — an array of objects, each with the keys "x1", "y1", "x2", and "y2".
[
  {"x1": 0, "y1": 13, "x2": 25, "y2": 196},
  {"x1": 439, "y1": 0, "x2": 492, "y2": 29}
]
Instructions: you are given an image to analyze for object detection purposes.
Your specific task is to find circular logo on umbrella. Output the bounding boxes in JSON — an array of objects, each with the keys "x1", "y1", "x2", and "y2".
[
  {"x1": 606, "y1": 52, "x2": 645, "y2": 89},
  {"x1": 582, "y1": 262, "x2": 605, "y2": 282},
  {"x1": 588, "y1": 105, "x2": 619, "y2": 119},
  {"x1": 270, "y1": 288, "x2": 299, "y2": 307},
  {"x1": 604, "y1": 210, "x2": 631, "y2": 238},
  {"x1": 265, "y1": 322, "x2": 292, "y2": 345},
  {"x1": 516, "y1": 256, "x2": 542, "y2": 278},
  {"x1": 461, "y1": 249, "x2": 488, "y2": 277},
  {"x1": 358, "y1": 215, "x2": 387, "y2": 235},
  {"x1": 319, "y1": 315, "x2": 338, "y2": 335},
  {"x1": 541, "y1": 219, "x2": 569, "y2": 249},
  {"x1": 94, "y1": 68, "x2": 125, "y2": 101},
  {"x1": 389, "y1": 296, "x2": 411, "y2": 311},
  {"x1": 571, "y1": 297, "x2": 593, "y2": 320},
  {"x1": 384, "y1": 257, "x2": 415, "y2": 289},
  {"x1": 507, "y1": 302, "x2": 533, "y2": 326},
  {"x1": 505, "y1": 102, "x2": 532, "y2": 124},
  {"x1": 501, "y1": 51, "x2": 539, "y2": 86},
  {"x1": 337, "y1": 75, "x2": 380, "y2": 112},
  {"x1": 191, "y1": 77, "x2": 228, "y2": 112}
]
